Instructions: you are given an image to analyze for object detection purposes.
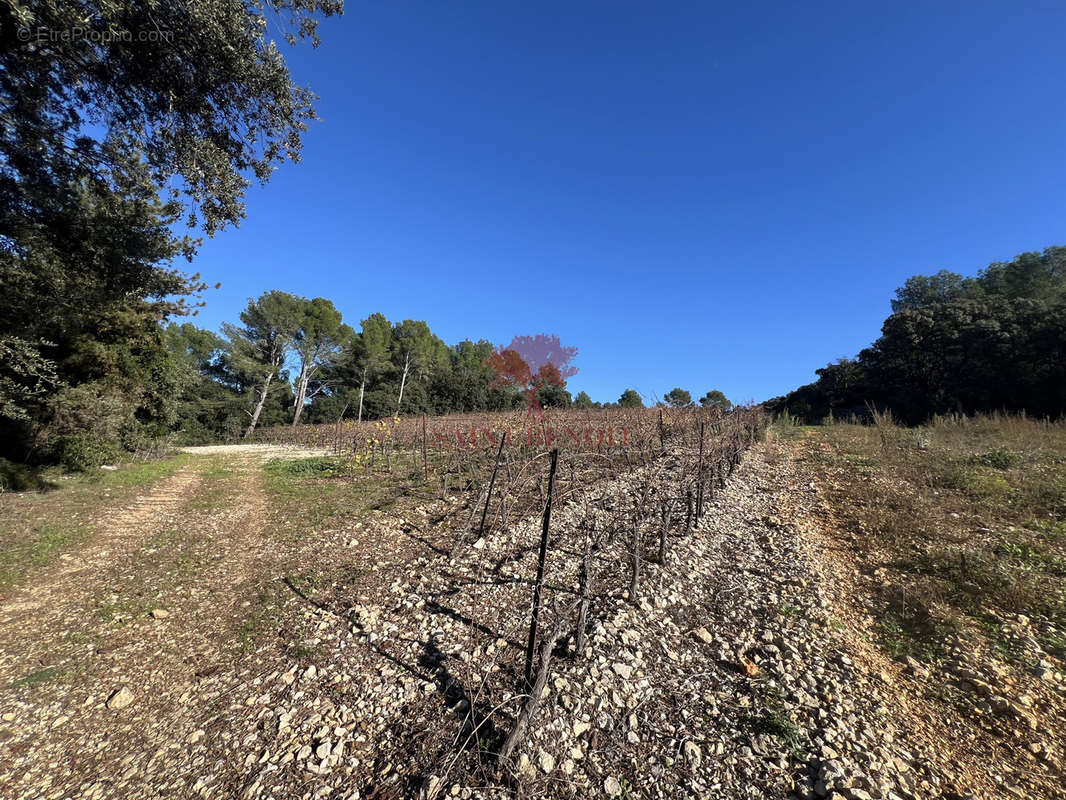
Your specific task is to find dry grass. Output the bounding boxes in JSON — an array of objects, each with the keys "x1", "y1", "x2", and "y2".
[
  {"x1": 0, "y1": 454, "x2": 193, "y2": 593},
  {"x1": 793, "y1": 413, "x2": 1066, "y2": 661}
]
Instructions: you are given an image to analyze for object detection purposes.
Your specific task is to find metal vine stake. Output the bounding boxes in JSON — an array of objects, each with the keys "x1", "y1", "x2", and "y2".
[{"x1": 524, "y1": 447, "x2": 559, "y2": 687}]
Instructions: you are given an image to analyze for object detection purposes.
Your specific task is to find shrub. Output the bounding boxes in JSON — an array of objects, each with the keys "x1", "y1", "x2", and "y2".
[
  {"x1": 265, "y1": 457, "x2": 345, "y2": 478},
  {"x1": 975, "y1": 447, "x2": 1021, "y2": 470},
  {"x1": 0, "y1": 457, "x2": 48, "y2": 492},
  {"x1": 55, "y1": 434, "x2": 121, "y2": 473}
]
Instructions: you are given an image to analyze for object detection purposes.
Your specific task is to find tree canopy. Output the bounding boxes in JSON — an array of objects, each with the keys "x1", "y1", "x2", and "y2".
[
  {"x1": 770, "y1": 246, "x2": 1066, "y2": 424},
  {"x1": 664, "y1": 388, "x2": 692, "y2": 408},
  {"x1": 0, "y1": 0, "x2": 341, "y2": 465},
  {"x1": 699, "y1": 390, "x2": 732, "y2": 411}
]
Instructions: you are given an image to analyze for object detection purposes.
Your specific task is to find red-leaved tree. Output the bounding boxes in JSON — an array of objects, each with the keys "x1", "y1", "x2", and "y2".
[{"x1": 486, "y1": 334, "x2": 578, "y2": 419}]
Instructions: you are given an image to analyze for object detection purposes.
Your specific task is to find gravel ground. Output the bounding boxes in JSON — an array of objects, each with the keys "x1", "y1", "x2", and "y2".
[
  {"x1": 180, "y1": 444, "x2": 334, "y2": 459},
  {"x1": 1, "y1": 443, "x2": 1060, "y2": 799}
]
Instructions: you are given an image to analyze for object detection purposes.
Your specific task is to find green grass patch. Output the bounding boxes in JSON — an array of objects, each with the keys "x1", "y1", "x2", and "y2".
[
  {"x1": 10, "y1": 666, "x2": 63, "y2": 691},
  {"x1": 1037, "y1": 628, "x2": 1066, "y2": 659},
  {"x1": 1031, "y1": 520, "x2": 1066, "y2": 541},
  {"x1": 0, "y1": 523, "x2": 87, "y2": 592},
  {"x1": 260, "y1": 455, "x2": 420, "y2": 535},
  {"x1": 82, "y1": 452, "x2": 192, "y2": 488},
  {"x1": 776, "y1": 601, "x2": 799, "y2": 620},
  {"x1": 264, "y1": 456, "x2": 350, "y2": 478},
  {"x1": 875, "y1": 614, "x2": 946, "y2": 663},
  {"x1": 973, "y1": 447, "x2": 1022, "y2": 470}
]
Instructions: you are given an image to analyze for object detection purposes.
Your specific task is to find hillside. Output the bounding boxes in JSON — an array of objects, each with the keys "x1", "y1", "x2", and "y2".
[{"x1": 1, "y1": 411, "x2": 1062, "y2": 799}]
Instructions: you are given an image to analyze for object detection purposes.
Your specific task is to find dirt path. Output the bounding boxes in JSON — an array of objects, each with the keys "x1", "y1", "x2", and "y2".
[
  {"x1": 181, "y1": 443, "x2": 332, "y2": 459},
  {"x1": 0, "y1": 467, "x2": 202, "y2": 622},
  {"x1": 0, "y1": 454, "x2": 272, "y2": 800}
]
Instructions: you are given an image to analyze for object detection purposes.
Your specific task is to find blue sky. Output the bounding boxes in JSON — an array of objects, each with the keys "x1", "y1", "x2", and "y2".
[{"x1": 189, "y1": 1, "x2": 1066, "y2": 404}]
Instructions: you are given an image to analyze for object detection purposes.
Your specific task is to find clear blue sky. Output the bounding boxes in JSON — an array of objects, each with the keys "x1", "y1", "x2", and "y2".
[{"x1": 189, "y1": 1, "x2": 1066, "y2": 405}]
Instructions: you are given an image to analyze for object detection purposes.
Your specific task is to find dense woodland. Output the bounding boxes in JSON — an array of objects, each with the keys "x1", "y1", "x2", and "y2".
[{"x1": 768, "y1": 246, "x2": 1066, "y2": 424}]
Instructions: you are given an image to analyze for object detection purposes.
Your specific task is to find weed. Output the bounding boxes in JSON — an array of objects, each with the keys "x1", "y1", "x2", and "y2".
[
  {"x1": 875, "y1": 614, "x2": 943, "y2": 663},
  {"x1": 10, "y1": 666, "x2": 63, "y2": 690},
  {"x1": 746, "y1": 674, "x2": 807, "y2": 760},
  {"x1": 1037, "y1": 629, "x2": 1066, "y2": 659},
  {"x1": 742, "y1": 699, "x2": 805, "y2": 761},
  {"x1": 264, "y1": 456, "x2": 348, "y2": 478},
  {"x1": 235, "y1": 590, "x2": 284, "y2": 652},
  {"x1": 923, "y1": 679, "x2": 968, "y2": 709},
  {"x1": 974, "y1": 448, "x2": 1022, "y2": 470},
  {"x1": 287, "y1": 642, "x2": 318, "y2": 661},
  {"x1": 776, "y1": 602, "x2": 799, "y2": 620}
]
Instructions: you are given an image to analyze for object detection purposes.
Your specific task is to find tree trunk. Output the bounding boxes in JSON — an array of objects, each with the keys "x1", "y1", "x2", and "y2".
[
  {"x1": 395, "y1": 351, "x2": 411, "y2": 415},
  {"x1": 291, "y1": 362, "x2": 309, "y2": 427},
  {"x1": 357, "y1": 365, "x2": 366, "y2": 423},
  {"x1": 244, "y1": 370, "x2": 273, "y2": 440}
]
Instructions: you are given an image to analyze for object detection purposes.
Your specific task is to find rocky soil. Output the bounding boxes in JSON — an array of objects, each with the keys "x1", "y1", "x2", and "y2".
[{"x1": 0, "y1": 442, "x2": 1061, "y2": 799}]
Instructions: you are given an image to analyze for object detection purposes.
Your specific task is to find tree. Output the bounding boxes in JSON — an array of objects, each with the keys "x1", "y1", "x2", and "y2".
[
  {"x1": 429, "y1": 339, "x2": 501, "y2": 414},
  {"x1": 0, "y1": 0, "x2": 339, "y2": 461},
  {"x1": 290, "y1": 298, "x2": 349, "y2": 426},
  {"x1": 164, "y1": 323, "x2": 246, "y2": 443},
  {"x1": 891, "y1": 270, "x2": 974, "y2": 312},
  {"x1": 0, "y1": 337, "x2": 60, "y2": 423},
  {"x1": 699, "y1": 390, "x2": 732, "y2": 411},
  {"x1": 356, "y1": 313, "x2": 393, "y2": 422},
  {"x1": 1, "y1": 0, "x2": 342, "y2": 239},
  {"x1": 976, "y1": 246, "x2": 1066, "y2": 304},
  {"x1": 536, "y1": 369, "x2": 572, "y2": 409},
  {"x1": 223, "y1": 291, "x2": 303, "y2": 439},
  {"x1": 486, "y1": 334, "x2": 578, "y2": 418},
  {"x1": 573, "y1": 391, "x2": 594, "y2": 409},
  {"x1": 619, "y1": 389, "x2": 643, "y2": 408},
  {"x1": 0, "y1": 142, "x2": 204, "y2": 461},
  {"x1": 664, "y1": 388, "x2": 692, "y2": 408},
  {"x1": 391, "y1": 320, "x2": 450, "y2": 416}
]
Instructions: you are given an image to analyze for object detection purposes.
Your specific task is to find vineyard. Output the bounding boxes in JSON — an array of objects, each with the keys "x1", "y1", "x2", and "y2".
[
  {"x1": 249, "y1": 405, "x2": 770, "y2": 790},
  {"x1": 5, "y1": 408, "x2": 1063, "y2": 799}
]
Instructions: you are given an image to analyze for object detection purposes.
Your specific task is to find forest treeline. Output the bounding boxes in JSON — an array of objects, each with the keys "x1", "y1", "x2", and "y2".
[
  {"x1": 1, "y1": 280, "x2": 732, "y2": 470},
  {"x1": 767, "y1": 246, "x2": 1066, "y2": 424},
  {"x1": 165, "y1": 295, "x2": 732, "y2": 444}
]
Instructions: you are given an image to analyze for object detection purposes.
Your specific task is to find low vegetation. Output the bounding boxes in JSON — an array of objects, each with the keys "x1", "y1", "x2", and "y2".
[
  {"x1": 0, "y1": 454, "x2": 190, "y2": 593},
  {"x1": 785, "y1": 412, "x2": 1066, "y2": 662}
]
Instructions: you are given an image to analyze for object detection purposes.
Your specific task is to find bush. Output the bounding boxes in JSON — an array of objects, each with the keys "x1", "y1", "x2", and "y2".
[
  {"x1": 975, "y1": 447, "x2": 1021, "y2": 470},
  {"x1": 0, "y1": 457, "x2": 48, "y2": 492},
  {"x1": 55, "y1": 434, "x2": 121, "y2": 472}
]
